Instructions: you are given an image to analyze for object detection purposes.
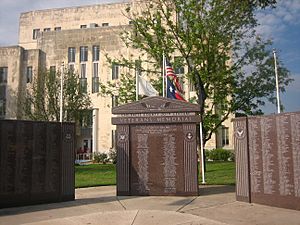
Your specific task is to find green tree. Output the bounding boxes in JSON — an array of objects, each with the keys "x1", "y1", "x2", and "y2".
[
  {"x1": 106, "y1": 0, "x2": 292, "y2": 145},
  {"x1": 22, "y1": 67, "x2": 91, "y2": 122}
]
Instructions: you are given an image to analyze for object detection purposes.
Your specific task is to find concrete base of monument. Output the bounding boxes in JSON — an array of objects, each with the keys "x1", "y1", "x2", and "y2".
[{"x1": 1, "y1": 185, "x2": 300, "y2": 225}]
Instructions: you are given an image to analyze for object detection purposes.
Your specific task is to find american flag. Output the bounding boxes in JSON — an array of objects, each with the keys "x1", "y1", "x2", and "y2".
[
  {"x1": 165, "y1": 58, "x2": 185, "y2": 101},
  {"x1": 165, "y1": 59, "x2": 184, "y2": 93}
]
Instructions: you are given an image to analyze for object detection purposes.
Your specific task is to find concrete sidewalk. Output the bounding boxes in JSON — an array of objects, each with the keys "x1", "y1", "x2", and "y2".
[{"x1": 0, "y1": 185, "x2": 299, "y2": 225}]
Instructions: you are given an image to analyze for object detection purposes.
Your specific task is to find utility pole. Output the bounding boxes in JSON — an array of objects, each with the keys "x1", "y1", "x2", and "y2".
[{"x1": 273, "y1": 49, "x2": 281, "y2": 114}]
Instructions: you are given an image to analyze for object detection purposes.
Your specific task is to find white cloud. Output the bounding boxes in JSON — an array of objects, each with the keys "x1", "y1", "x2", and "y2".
[{"x1": 256, "y1": 0, "x2": 300, "y2": 40}]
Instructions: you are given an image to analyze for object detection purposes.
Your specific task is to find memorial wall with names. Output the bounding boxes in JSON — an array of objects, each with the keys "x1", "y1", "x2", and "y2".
[
  {"x1": 112, "y1": 96, "x2": 200, "y2": 196},
  {"x1": 0, "y1": 120, "x2": 75, "y2": 208},
  {"x1": 234, "y1": 112, "x2": 300, "y2": 210}
]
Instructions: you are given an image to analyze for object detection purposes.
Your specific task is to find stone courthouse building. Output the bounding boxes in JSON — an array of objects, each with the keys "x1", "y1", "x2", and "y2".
[{"x1": 0, "y1": 1, "x2": 233, "y2": 154}]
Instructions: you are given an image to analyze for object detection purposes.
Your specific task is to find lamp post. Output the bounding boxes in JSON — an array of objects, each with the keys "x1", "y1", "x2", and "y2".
[{"x1": 273, "y1": 49, "x2": 281, "y2": 114}]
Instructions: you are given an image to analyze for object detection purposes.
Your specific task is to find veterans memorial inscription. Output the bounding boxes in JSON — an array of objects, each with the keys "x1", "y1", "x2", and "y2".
[
  {"x1": 112, "y1": 96, "x2": 200, "y2": 196},
  {"x1": 234, "y1": 112, "x2": 300, "y2": 210}
]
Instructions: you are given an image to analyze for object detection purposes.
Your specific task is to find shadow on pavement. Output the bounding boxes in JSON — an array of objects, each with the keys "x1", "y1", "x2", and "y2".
[
  {"x1": 199, "y1": 185, "x2": 235, "y2": 196},
  {"x1": 0, "y1": 195, "x2": 118, "y2": 216}
]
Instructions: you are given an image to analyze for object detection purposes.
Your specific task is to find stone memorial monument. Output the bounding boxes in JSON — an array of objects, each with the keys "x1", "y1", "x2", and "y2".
[
  {"x1": 234, "y1": 112, "x2": 300, "y2": 210},
  {"x1": 0, "y1": 120, "x2": 75, "y2": 208},
  {"x1": 112, "y1": 96, "x2": 200, "y2": 196}
]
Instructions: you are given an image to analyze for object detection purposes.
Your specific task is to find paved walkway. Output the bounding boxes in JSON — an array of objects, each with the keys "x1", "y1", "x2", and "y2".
[{"x1": 0, "y1": 185, "x2": 300, "y2": 225}]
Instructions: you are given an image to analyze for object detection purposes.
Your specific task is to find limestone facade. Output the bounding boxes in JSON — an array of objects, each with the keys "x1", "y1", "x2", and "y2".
[{"x1": 0, "y1": 1, "x2": 234, "y2": 153}]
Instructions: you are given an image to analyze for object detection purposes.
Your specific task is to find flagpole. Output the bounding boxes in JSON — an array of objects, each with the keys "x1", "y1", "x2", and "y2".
[
  {"x1": 273, "y1": 49, "x2": 281, "y2": 114},
  {"x1": 60, "y1": 62, "x2": 64, "y2": 122},
  {"x1": 162, "y1": 54, "x2": 165, "y2": 97},
  {"x1": 136, "y1": 67, "x2": 139, "y2": 101},
  {"x1": 200, "y1": 121, "x2": 206, "y2": 184}
]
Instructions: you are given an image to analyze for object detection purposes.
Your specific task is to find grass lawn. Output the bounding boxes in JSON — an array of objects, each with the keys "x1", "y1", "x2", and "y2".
[
  {"x1": 75, "y1": 164, "x2": 116, "y2": 188},
  {"x1": 75, "y1": 161, "x2": 235, "y2": 188},
  {"x1": 200, "y1": 161, "x2": 236, "y2": 185}
]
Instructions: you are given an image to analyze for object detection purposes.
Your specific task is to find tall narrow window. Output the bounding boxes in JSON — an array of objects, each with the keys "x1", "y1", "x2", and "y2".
[
  {"x1": 32, "y1": 29, "x2": 40, "y2": 39},
  {"x1": 92, "y1": 63, "x2": 99, "y2": 93},
  {"x1": 111, "y1": 130, "x2": 116, "y2": 148},
  {"x1": 112, "y1": 95, "x2": 118, "y2": 107},
  {"x1": 0, "y1": 67, "x2": 8, "y2": 84},
  {"x1": 0, "y1": 67, "x2": 7, "y2": 118},
  {"x1": 26, "y1": 66, "x2": 33, "y2": 83},
  {"x1": 92, "y1": 45, "x2": 100, "y2": 62},
  {"x1": 188, "y1": 79, "x2": 195, "y2": 92},
  {"x1": 174, "y1": 57, "x2": 185, "y2": 74},
  {"x1": 112, "y1": 63, "x2": 119, "y2": 80},
  {"x1": 222, "y1": 126, "x2": 229, "y2": 146},
  {"x1": 50, "y1": 66, "x2": 56, "y2": 77},
  {"x1": 69, "y1": 64, "x2": 75, "y2": 73},
  {"x1": 80, "y1": 46, "x2": 88, "y2": 62},
  {"x1": 0, "y1": 86, "x2": 5, "y2": 118},
  {"x1": 80, "y1": 64, "x2": 87, "y2": 93},
  {"x1": 80, "y1": 64, "x2": 86, "y2": 78},
  {"x1": 68, "y1": 47, "x2": 76, "y2": 63}
]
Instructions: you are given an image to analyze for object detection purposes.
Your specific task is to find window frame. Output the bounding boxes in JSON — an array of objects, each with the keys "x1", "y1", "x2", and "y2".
[
  {"x1": 26, "y1": 66, "x2": 33, "y2": 83},
  {"x1": 112, "y1": 63, "x2": 119, "y2": 80},
  {"x1": 68, "y1": 47, "x2": 76, "y2": 63},
  {"x1": 80, "y1": 46, "x2": 88, "y2": 62}
]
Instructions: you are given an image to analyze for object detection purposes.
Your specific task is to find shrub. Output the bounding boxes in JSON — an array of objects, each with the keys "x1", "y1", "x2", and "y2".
[
  {"x1": 93, "y1": 152, "x2": 109, "y2": 164},
  {"x1": 108, "y1": 148, "x2": 117, "y2": 164},
  {"x1": 206, "y1": 148, "x2": 234, "y2": 161}
]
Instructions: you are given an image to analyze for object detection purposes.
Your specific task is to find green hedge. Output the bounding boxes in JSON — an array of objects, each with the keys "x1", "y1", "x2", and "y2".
[{"x1": 205, "y1": 148, "x2": 234, "y2": 161}]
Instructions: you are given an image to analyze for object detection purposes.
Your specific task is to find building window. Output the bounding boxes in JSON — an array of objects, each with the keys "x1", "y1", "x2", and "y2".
[
  {"x1": 80, "y1": 64, "x2": 87, "y2": 93},
  {"x1": 80, "y1": 110, "x2": 93, "y2": 127},
  {"x1": 89, "y1": 23, "x2": 98, "y2": 28},
  {"x1": 80, "y1": 25, "x2": 87, "y2": 29},
  {"x1": 92, "y1": 45, "x2": 100, "y2": 62},
  {"x1": 80, "y1": 46, "x2": 88, "y2": 62},
  {"x1": 112, "y1": 63, "x2": 119, "y2": 80},
  {"x1": 32, "y1": 29, "x2": 40, "y2": 39},
  {"x1": 111, "y1": 130, "x2": 116, "y2": 148},
  {"x1": 54, "y1": 27, "x2": 61, "y2": 31},
  {"x1": 135, "y1": 60, "x2": 142, "y2": 76},
  {"x1": 80, "y1": 77, "x2": 87, "y2": 93},
  {"x1": 0, "y1": 96, "x2": 5, "y2": 118},
  {"x1": 174, "y1": 57, "x2": 185, "y2": 75},
  {"x1": 0, "y1": 67, "x2": 6, "y2": 118},
  {"x1": 112, "y1": 95, "x2": 118, "y2": 107},
  {"x1": 92, "y1": 63, "x2": 99, "y2": 93},
  {"x1": 102, "y1": 23, "x2": 109, "y2": 27},
  {"x1": 0, "y1": 67, "x2": 8, "y2": 84},
  {"x1": 129, "y1": 20, "x2": 133, "y2": 25},
  {"x1": 92, "y1": 77, "x2": 99, "y2": 93},
  {"x1": 26, "y1": 66, "x2": 33, "y2": 83},
  {"x1": 44, "y1": 28, "x2": 51, "y2": 32},
  {"x1": 176, "y1": 11, "x2": 187, "y2": 31},
  {"x1": 69, "y1": 64, "x2": 75, "y2": 73},
  {"x1": 50, "y1": 66, "x2": 56, "y2": 77},
  {"x1": 80, "y1": 63, "x2": 86, "y2": 78},
  {"x1": 189, "y1": 79, "x2": 195, "y2": 92},
  {"x1": 68, "y1": 47, "x2": 76, "y2": 63},
  {"x1": 222, "y1": 126, "x2": 229, "y2": 146}
]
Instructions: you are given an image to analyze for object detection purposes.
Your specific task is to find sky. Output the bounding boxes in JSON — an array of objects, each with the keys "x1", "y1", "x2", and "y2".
[{"x1": 0, "y1": 0, "x2": 299, "y2": 114}]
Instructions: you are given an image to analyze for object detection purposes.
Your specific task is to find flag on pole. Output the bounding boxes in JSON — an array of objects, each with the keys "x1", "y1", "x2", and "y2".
[
  {"x1": 138, "y1": 75, "x2": 158, "y2": 97},
  {"x1": 166, "y1": 59, "x2": 184, "y2": 93},
  {"x1": 165, "y1": 58, "x2": 185, "y2": 101},
  {"x1": 166, "y1": 78, "x2": 185, "y2": 100}
]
